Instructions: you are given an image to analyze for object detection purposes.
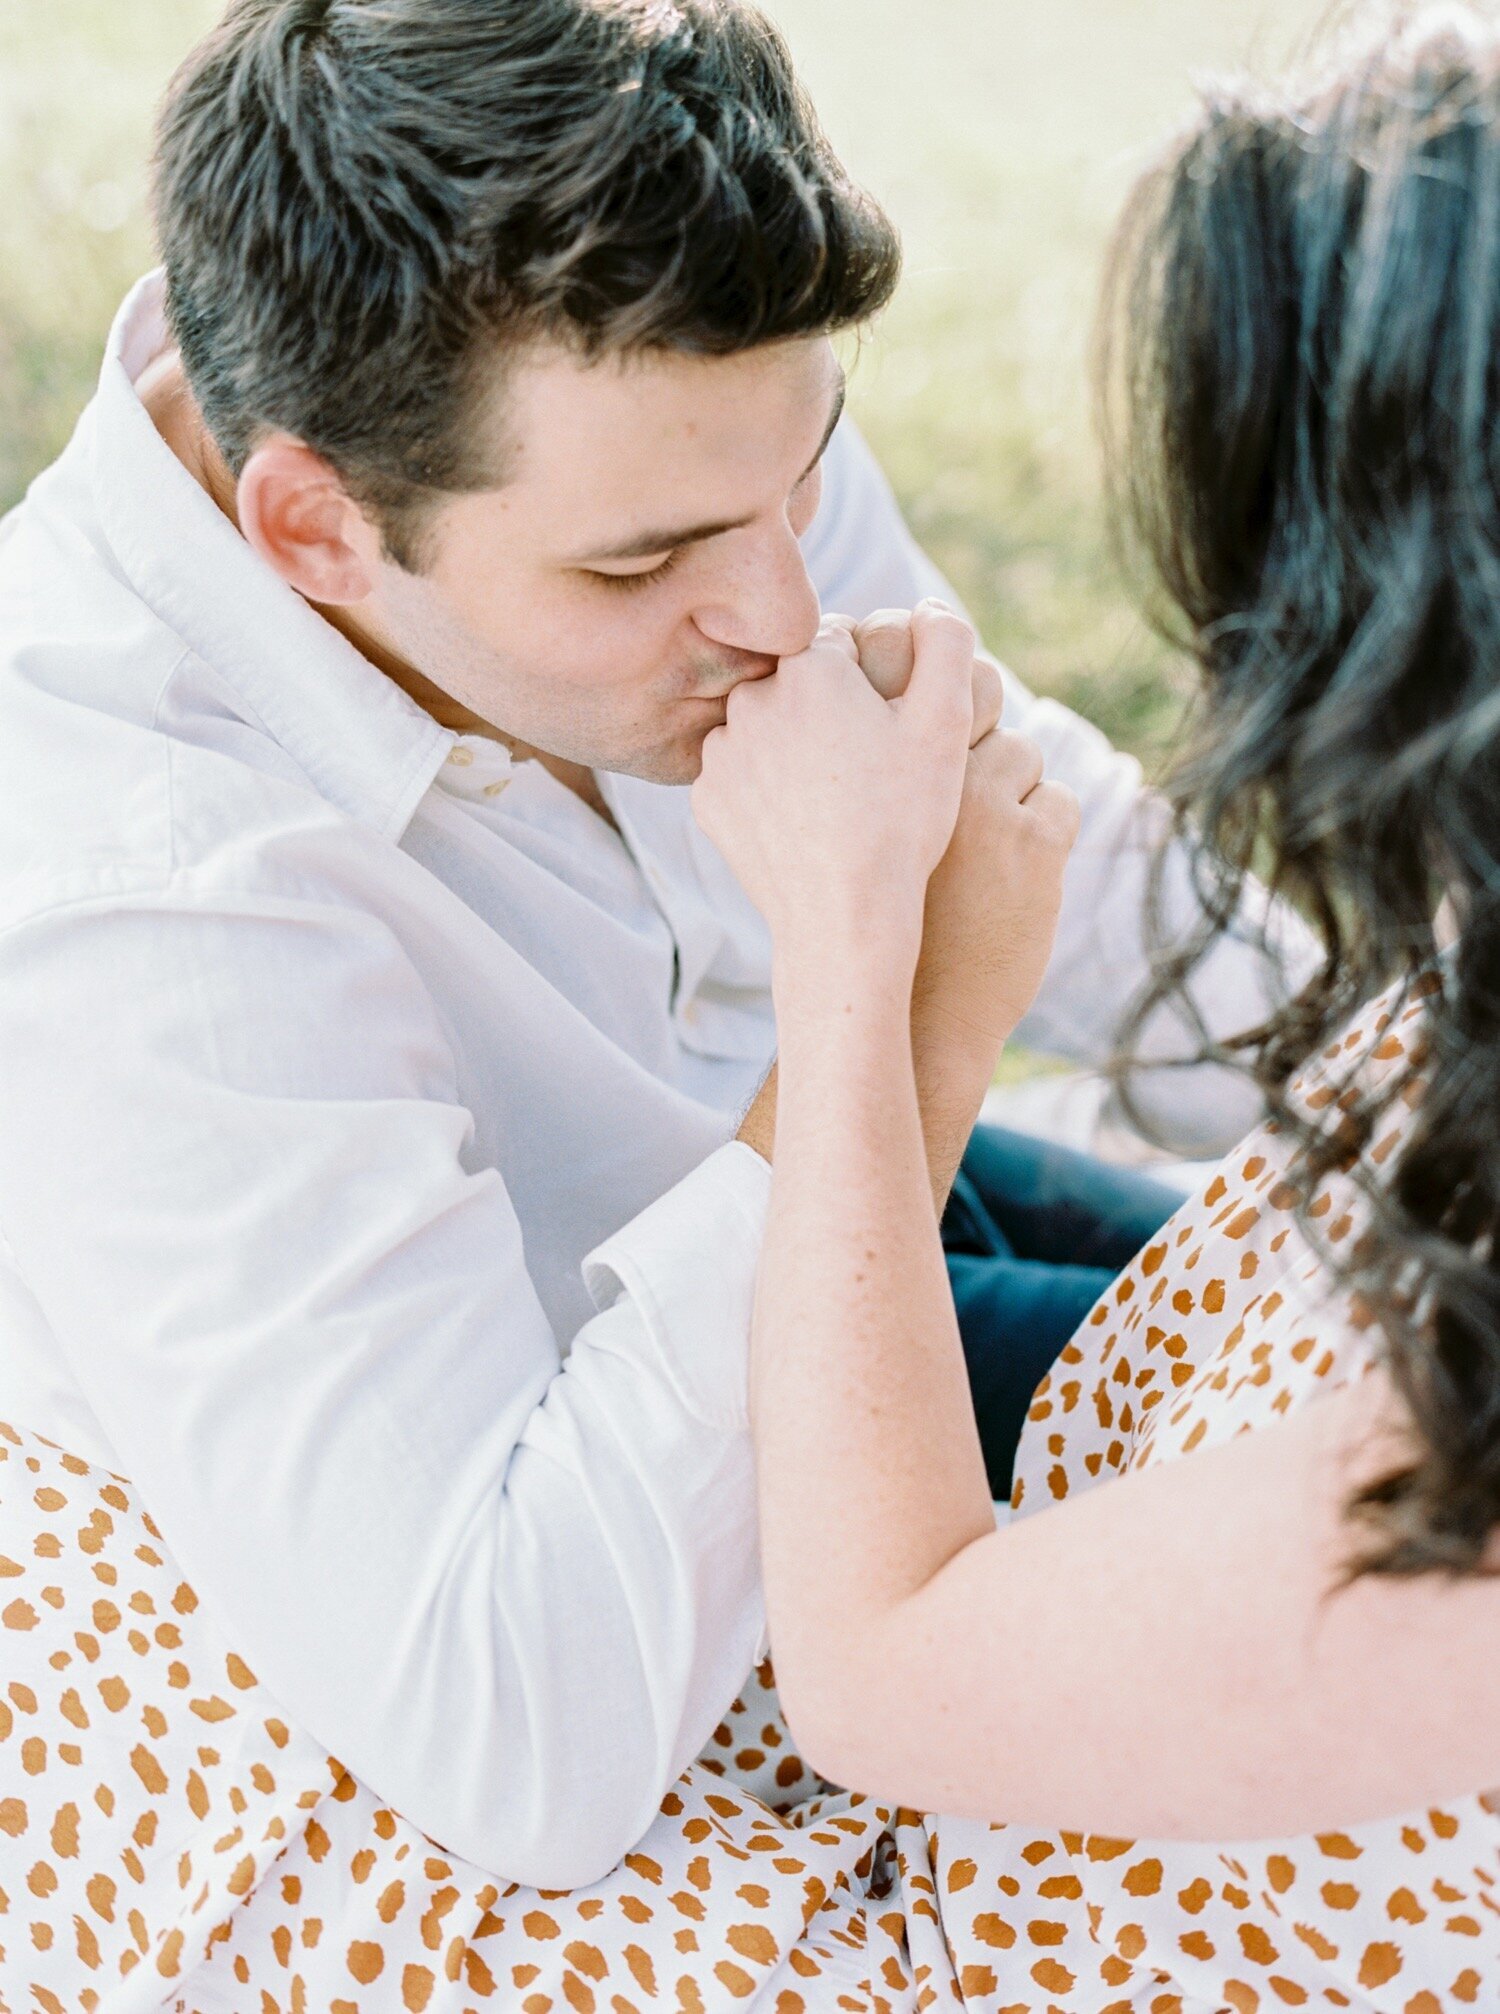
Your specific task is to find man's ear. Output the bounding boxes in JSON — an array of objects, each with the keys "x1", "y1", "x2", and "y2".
[{"x1": 236, "y1": 434, "x2": 384, "y2": 605}]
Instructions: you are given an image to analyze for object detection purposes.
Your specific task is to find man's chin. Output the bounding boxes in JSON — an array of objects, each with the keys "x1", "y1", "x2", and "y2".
[{"x1": 600, "y1": 717, "x2": 720, "y2": 789}]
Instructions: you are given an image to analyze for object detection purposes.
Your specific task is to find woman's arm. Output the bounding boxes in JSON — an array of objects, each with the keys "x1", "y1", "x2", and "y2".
[
  {"x1": 698, "y1": 605, "x2": 1499, "y2": 1845},
  {"x1": 754, "y1": 882, "x2": 1500, "y2": 1843}
]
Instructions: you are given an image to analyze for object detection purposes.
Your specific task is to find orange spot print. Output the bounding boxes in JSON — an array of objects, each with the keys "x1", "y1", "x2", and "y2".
[
  {"x1": 129, "y1": 1745, "x2": 166, "y2": 1796},
  {"x1": 190, "y1": 1694, "x2": 235, "y2": 1722},
  {"x1": 3, "y1": 1599, "x2": 38, "y2": 1631},
  {"x1": 1026, "y1": 1920, "x2": 1067, "y2": 1946},
  {"x1": 402, "y1": 1962, "x2": 435, "y2": 2011},
  {"x1": 1177, "y1": 1878, "x2": 1212, "y2": 1915},
  {"x1": 1030, "y1": 1958, "x2": 1076, "y2": 1993},
  {"x1": 556, "y1": 1941, "x2": 604, "y2": 1981},
  {"x1": 346, "y1": 1939, "x2": 384, "y2": 1984},
  {"x1": 1357, "y1": 1943, "x2": 1402, "y2": 1989},
  {"x1": 1123, "y1": 1858, "x2": 1163, "y2": 1897},
  {"x1": 73, "y1": 1915, "x2": 101, "y2": 1971},
  {"x1": 971, "y1": 1915, "x2": 1016, "y2": 1950},
  {"x1": 374, "y1": 1879, "x2": 405, "y2": 1924},
  {"x1": 727, "y1": 1924, "x2": 777, "y2": 1966},
  {"x1": 1239, "y1": 1924, "x2": 1279, "y2": 1965}
]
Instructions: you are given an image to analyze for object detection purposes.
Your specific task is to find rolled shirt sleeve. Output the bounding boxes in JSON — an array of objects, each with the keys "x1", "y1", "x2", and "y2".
[
  {"x1": 803, "y1": 419, "x2": 1321, "y2": 1155},
  {"x1": 0, "y1": 889, "x2": 771, "y2": 1890}
]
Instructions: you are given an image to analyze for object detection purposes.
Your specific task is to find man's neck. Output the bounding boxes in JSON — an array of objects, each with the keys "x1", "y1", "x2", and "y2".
[{"x1": 134, "y1": 347, "x2": 618, "y2": 829}]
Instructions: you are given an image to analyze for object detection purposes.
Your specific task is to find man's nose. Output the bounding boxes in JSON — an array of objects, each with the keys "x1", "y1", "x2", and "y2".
[{"x1": 693, "y1": 521, "x2": 823, "y2": 663}]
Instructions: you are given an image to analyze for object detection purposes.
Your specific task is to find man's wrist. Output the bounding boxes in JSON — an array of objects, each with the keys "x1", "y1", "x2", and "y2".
[{"x1": 909, "y1": 996, "x2": 1006, "y2": 1207}]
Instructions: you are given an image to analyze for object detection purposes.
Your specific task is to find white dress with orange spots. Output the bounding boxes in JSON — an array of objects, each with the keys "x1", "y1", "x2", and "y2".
[{"x1": 1, "y1": 987, "x2": 1495, "y2": 2013}]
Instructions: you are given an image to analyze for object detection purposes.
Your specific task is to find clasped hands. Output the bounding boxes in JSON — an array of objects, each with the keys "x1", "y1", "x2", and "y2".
[{"x1": 695, "y1": 600, "x2": 1080, "y2": 1105}]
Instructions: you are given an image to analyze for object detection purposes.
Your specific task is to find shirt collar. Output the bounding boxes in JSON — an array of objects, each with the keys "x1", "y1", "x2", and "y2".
[{"x1": 87, "y1": 270, "x2": 452, "y2": 843}]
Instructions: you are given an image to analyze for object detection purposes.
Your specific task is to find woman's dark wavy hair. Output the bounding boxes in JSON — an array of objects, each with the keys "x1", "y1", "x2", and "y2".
[{"x1": 1102, "y1": 5, "x2": 1500, "y2": 1577}]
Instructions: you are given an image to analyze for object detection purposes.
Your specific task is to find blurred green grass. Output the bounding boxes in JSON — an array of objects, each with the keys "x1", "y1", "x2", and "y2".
[{"x1": 0, "y1": 0, "x2": 1319, "y2": 762}]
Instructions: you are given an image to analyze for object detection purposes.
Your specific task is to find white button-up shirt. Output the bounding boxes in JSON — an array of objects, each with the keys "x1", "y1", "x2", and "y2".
[{"x1": 0, "y1": 274, "x2": 1307, "y2": 1886}]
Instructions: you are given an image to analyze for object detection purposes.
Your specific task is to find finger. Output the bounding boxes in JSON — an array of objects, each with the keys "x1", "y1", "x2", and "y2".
[
  {"x1": 901, "y1": 599, "x2": 977, "y2": 748},
  {"x1": 1024, "y1": 778, "x2": 1082, "y2": 848},
  {"x1": 852, "y1": 609, "x2": 915, "y2": 699},
  {"x1": 970, "y1": 654, "x2": 1004, "y2": 747},
  {"x1": 977, "y1": 728, "x2": 1046, "y2": 802},
  {"x1": 816, "y1": 613, "x2": 860, "y2": 663}
]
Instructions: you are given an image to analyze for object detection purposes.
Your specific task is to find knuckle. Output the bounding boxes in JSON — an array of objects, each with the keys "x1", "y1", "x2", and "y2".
[
  {"x1": 1031, "y1": 780, "x2": 1081, "y2": 847},
  {"x1": 913, "y1": 598, "x2": 975, "y2": 648},
  {"x1": 855, "y1": 607, "x2": 914, "y2": 639}
]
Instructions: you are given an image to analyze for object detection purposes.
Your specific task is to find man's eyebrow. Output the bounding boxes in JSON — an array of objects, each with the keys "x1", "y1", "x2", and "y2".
[{"x1": 572, "y1": 366, "x2": 847, "y2": 564}]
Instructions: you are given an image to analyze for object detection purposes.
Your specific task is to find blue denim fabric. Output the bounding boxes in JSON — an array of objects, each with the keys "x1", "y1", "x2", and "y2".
[{"x1": 943, "y1": 1126, "x2": 1181, "y2": 1497}]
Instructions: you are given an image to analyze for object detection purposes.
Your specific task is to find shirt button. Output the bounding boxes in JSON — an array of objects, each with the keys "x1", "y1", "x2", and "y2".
[
  {"x1": 447, "y1": 745, "x2": 474, "y2": 767},
  {"x1": 482, "y1": 778, "x2": 510, "y2": 798}
]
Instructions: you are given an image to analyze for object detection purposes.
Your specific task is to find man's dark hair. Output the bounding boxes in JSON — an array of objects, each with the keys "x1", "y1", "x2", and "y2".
[{"x1": 152, "y1": 0, "x2": 900, "y2": 568}]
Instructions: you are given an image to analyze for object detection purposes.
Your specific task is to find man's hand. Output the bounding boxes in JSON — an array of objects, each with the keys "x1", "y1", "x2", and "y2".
[{"x1": 916, "y1": 729, "x2": 1080, "y2": 1053}]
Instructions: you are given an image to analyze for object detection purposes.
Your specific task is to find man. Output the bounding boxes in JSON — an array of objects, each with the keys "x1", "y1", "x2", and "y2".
[{"x1": 0, "y1": 0, "x2": 1302, "y2": 1955}]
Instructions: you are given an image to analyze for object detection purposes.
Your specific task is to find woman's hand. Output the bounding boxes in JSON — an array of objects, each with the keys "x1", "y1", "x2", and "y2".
[
  {"x1": 691, "y1": 599, "x2": 976, "y2": 987},
  {"x1": 837, "y1": 606, "x2": 1083, "y2": 1052}
]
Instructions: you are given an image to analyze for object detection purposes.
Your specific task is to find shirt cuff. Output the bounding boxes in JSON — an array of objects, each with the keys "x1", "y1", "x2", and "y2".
[{"x1": 583, "y1": 1140, "x2": 771, "y2": 1435}]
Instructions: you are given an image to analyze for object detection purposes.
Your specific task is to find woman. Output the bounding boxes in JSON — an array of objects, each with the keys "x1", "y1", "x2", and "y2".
[{"x1": 691, "y1": 7, "x2": 1500, "y2": 2007}]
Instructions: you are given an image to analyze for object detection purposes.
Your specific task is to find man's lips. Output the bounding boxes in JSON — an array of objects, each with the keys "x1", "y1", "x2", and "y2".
[{"x1": 688, "y1": 657, "x2": 778, "y2": 702}]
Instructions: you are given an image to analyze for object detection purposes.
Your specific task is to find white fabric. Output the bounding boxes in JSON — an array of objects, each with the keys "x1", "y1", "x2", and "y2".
[{"x1": 0, "y1": 271, "x2": 1309, "y2": 1888}]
